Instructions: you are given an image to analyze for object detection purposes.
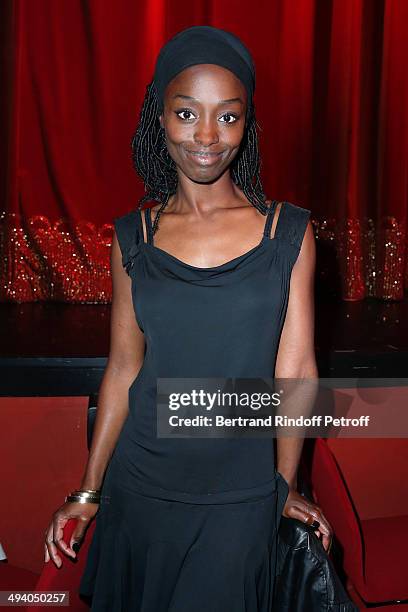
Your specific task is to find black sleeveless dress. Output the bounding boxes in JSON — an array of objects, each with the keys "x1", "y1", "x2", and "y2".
[{"x1": 79, "y1": 200, "x2": 311, "y2": 611}]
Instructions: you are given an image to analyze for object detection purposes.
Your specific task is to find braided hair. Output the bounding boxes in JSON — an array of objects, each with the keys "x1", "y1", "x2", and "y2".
[{"x1": 131, "y1": 81, "x2": 269, "y2": 235}]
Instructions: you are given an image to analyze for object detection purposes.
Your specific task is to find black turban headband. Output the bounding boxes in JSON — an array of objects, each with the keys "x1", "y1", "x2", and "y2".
[{"x1": 153, "y1": 25, "x2": 256, "y2": 117}]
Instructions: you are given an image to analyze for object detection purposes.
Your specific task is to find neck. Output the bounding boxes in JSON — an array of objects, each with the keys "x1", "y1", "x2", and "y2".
[{"x1": 167, "y1": 169, "x2": 246, "y2": 215}]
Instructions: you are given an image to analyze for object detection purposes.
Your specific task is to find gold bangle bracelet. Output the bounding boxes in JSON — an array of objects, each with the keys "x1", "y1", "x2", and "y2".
[
  {"x1": 71, "y1": 492, "x2": 100, "y2": 497},
  {"x1": 71, "y1": 490, "x2": 100, "y2": 497},
  {"x1": 65, "y1": 494, "x2": 101, "y2": 504}
]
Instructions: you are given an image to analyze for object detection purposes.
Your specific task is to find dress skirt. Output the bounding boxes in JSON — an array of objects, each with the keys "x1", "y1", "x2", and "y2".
[{"x1": 78, "y1": 454, "x2": 289, "y2": 612}]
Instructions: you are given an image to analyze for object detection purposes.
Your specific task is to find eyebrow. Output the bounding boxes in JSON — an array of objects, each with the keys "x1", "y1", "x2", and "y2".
[{"x1": 172, "y1": 94, "x2": 244, "y2": 105}]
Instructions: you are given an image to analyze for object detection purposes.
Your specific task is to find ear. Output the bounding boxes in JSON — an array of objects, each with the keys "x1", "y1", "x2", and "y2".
[{"x1": 159, "y1": 114, "x2": 164, "y2": 129}]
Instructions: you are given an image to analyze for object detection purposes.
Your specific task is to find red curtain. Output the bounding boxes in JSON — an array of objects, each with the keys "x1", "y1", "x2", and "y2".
[{"x1": 1, "y1": 0, "x2": 407, "y2": 302}]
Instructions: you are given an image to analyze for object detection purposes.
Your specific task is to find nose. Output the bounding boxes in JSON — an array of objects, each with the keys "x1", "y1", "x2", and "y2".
[{"x1": 193, "y1": 118, "x2": 219, "y2": 147}]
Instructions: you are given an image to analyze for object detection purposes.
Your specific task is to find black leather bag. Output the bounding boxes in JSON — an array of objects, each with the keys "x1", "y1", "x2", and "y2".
[{"x1": 273, "y1": 516, "x2": 359, "y2": 611}]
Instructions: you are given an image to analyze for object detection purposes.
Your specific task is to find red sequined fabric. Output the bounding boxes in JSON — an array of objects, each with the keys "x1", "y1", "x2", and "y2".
[
  {"x1": 312, "y1": 215, "x2": 407, "y2": 301},
  {"x1": 0, "y1": 211, "x2": 407, "y2": 302},
  {"x1": 0, "y1": 212, "x2": 114, "y2": 303}
]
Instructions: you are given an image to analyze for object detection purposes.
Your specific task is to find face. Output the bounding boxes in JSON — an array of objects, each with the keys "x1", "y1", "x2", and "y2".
[{"x1": 159, "y1": 64, "x2": 248, "y2": 183}]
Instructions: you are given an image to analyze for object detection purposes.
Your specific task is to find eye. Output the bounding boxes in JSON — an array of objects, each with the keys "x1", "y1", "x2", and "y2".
[
  {"x1": 219, "y1": 113, "x2": 239, "y2": 124},
  {"x1": 175, "y1": 109, "x2": 196, "y2": 121}
]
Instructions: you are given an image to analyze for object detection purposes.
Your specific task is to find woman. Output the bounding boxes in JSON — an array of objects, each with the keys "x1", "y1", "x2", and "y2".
[{"x1": 44, "y1": 25, "x2": 332, "y2": 611}]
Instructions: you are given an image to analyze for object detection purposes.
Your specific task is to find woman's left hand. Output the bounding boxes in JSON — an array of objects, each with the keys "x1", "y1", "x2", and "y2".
[{"x1": 282, "y1": 488, "x2": 333, "y2": 553}]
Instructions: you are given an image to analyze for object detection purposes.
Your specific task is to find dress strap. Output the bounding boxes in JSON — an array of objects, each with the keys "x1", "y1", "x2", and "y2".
[
  {"x1": 273, "y1": 201, "x2": 311, "y2": 250},
  {"x1": 113, "y1": 208, "x2": 143, "y2": 275},
  {"x1": 263, "y1": 200, "x2": 279, "y2": 238},
  {"x1": 144, "y1": 207, "x2": 154, "y2": 245},
  {"x1": 135, "y1": 209, "x2": 144, "y2": 243}
]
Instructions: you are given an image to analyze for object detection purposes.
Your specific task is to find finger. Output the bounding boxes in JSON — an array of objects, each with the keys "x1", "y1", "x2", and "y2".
[
  {"x1": 311, "y1": 522, "x2": 333, "y2": 551},
  {"x1": 286, "y1": 505, "x2": 316, "y2": 525},
  {"x1": 301, "y1": 505, "x2": 333, "y2": 537},
  {"x1": 44, "y1": 544, "x2": 50, "y2": 563},
  {"x1": 45, "y1": 525, "x2": 61, "y2": 567},
  {"x1": 313, "y1": 513, "x2": 333, "y2": 538},
  {"x1": 289, "y1": 498, "x2": 321, "y2": 522},
  {"x1": 286, "y1": 502, "x2": 334, "y2": 545},
  {"x1": 322, "y1": 533, "x2": 332, "y2": 552},
  {"x1": 53, "y1": 516, "x2": 74, "y2": 558},
  {"x1": 46, "y1": 536, "x2": 62, "y2": 568},
  {"x1": 288, "y1": 506, "x2": 328, "y2": 540},
  {"x1": 69, "y1": 520, "x2": 89, "y2": 557},
  {"x1": 289, "y1": 499, "x2": 334, "y2": 552},
  {"x1": 50, "y1": 520, "x2": 67, "y2": 565},
  {"x1": 304, "y1": 524, "x2": 332, "y2": 553}
]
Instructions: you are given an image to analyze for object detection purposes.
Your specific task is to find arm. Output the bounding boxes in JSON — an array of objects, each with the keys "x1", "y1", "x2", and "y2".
[
  {"x1": 274, "y1": 221, "x2": 333, "y2": 551},
  {"x1": 79, "y1": 231, "x2": 146, "y2": 489},
  {"x1": 275, "y1": 220, "x2": 317, "y2": 490},
  {"x1": 45, "y1": 230, "x2": 145, "y2": 567}
]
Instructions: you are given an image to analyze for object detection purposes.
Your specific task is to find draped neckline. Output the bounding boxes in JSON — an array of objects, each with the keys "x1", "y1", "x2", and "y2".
[
  {"x1": 138, "y1": 202, "x2": 280, "y2": 273},
  {"x1": 141, "y1": 233, "x2": 277, "y2": 272}
]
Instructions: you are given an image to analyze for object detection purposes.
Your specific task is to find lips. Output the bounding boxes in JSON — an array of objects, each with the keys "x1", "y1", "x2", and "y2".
[{"x1": 185, "y1": 149, "x2": 224, "y2": 166}]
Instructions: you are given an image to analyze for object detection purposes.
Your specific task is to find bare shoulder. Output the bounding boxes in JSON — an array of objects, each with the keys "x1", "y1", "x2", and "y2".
[{"x1": 294, "y1": 219, "x2": 315, "y2": 275}]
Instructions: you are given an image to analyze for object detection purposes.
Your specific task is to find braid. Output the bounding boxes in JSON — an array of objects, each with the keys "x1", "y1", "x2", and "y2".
[
  {"x1": 131, "y1": 82, "x2": 269, "y2": 235},
  {"x1": 230, "y1": 109, "x2": 268, "y2": 215}
]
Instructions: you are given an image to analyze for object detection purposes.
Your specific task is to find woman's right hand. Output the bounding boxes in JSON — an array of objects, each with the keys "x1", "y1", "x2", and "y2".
[
  {"x1": 282, "y1": 488, "x2": 333, "y2": 553},
  {"x1": 44, "y1": 501, "x2": 99, "y2": 568}
]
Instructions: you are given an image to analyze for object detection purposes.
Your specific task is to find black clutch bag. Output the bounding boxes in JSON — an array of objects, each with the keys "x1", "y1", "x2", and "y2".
[{"x1": 273, "y1": 515, "x2": 359, "y2": 611}]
